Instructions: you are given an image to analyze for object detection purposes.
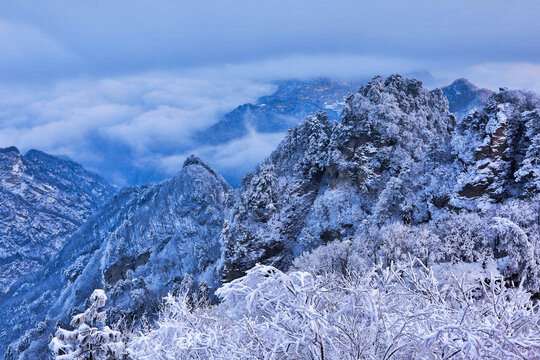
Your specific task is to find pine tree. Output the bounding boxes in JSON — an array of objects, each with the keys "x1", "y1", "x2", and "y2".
[{"x1": 49, "y1": 289, "x2": 125, "y2": 360}]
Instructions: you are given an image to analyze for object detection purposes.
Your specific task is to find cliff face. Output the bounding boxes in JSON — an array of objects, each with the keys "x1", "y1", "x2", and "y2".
[
  {"x1": 452, "y1": 89, "x2": 540, "y2": 204},
  {"x1": 223, "y1": 75, "x2": 457, "y2": 279},
  {"x1": 2, "y1": 156, "x2": 230, "y2": 359},
  {"x1": 0, "y1": 147, "x2": 114, "y2": 294},
  {"x1": 223, "y1": 75, "x2": 540, "y2": 280}
]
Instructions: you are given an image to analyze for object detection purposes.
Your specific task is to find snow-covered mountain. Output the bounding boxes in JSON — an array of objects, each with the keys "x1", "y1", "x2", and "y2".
[
  {"x1": 195, "y1": 76, "x2": 490, "y2": 186},
  {"x1": 3, "y1": 75, "x2": 539, "y2": 359},
  {"x1": 442, "y1": 78, "x2": 493, "y2": 119},
  {"x1": 2, "y1": 156, "x2": 229, "y2": 359},
  {"x1": 198, "y1": 75, "x2": 481, "y2": 149},
  {"x1": 0, "y1": 147, "x2": 115, "y2": 294},
  {"x1": 196, "y1": 78, "x2": 366, "y2": 146},
  {"x1": 223, "y1": 75, "x2": 539, "y2": 278},
  {"x1": 222, "y1": 75, "x2": 456, "y2": 278}
]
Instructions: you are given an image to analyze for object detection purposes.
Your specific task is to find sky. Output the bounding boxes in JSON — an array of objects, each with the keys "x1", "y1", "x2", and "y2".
[{"x1": 0, "y1": 1, "x2": 539, "y2": 186}]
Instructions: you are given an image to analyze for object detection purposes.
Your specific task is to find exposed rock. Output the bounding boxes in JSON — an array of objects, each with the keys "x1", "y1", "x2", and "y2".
[
  {"x1": 0, "y1": 147, "x2": 115, "y2": 294},
  {"x1": 453, "y1": 89, "x2": 540, "y2": 203},
  {"x1": 1, "y1": 156, "x2": 230, "y2": 359}
]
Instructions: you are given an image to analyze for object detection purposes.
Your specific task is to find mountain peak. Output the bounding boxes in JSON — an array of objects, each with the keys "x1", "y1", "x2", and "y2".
[
  {"x1": 448, "y1": 78, "x2": 479, "y2": 90},
  {"x1": 24, "y1": 149, "x2": 76, "y2": 165},
  {"x1": 0, "y1": 146, "x2": 20, "y2": 155},
  {"x1": 442, "y1": 78, "x2": 493, "y2": 118},
  {"x1": 183, "y1": 154, "x2": 207, "y2": 168},
  {"x1": 182, "y1": 154, "x2": 230, "y2": 190},
  {"x1": 24, "y1": 148, "x2": 54, "y2": 160}
]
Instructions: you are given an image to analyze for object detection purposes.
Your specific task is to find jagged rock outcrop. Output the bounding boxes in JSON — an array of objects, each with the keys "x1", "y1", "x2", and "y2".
[
  {"x1": 0, "y1": 147, "x2": 114, "y2": 294},
  {"x1": 223, "y1": 75, "x2": 457, "y2": 279},
  {"x1": 452, "y1": 89, "x2": 540, "y2": 204},
  {"x1": 2, "y1": 156, "x2": 229, "y2": 359}
]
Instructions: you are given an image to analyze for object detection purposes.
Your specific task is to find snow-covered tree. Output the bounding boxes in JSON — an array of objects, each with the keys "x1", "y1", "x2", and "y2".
[
  {"x1": 436, "y1": 211, "x2": 492, "y2": 263},
  {"x1": 244, "y1": 163, "x2": 278, "y2": 222},
  {"x1": 292, "y1": 239, "x2": 369, "y2": 276},
  {"x1": 128, "y1": 258, "x2": 540, "y2": 359},
  {"x1": 516, "y1": 109, "x2": 540, "y2": 194},
  {"x1": 50, "y1": 289, "x2": 125, "y2": 360}
]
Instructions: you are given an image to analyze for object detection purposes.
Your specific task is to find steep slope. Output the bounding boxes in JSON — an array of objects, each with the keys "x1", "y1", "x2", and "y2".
[
  {"x1": 222, "y1": 75, "x2": 456, "y2": 279},
  {"x1": 442, "y1": 78, "x2": 493, "y2": 119},
  {"x1": 0, "y1": 147, "x2": 115, "y2": 294},
  {"x1": 2, "y1": 156, "x2": 230, "y2": 359},
  {"x1": 452, "y1": 88, "x2": 540, "y2": 205},
  {"x1": 223, "y1": 75, "x2": 540, "y2": 281}
]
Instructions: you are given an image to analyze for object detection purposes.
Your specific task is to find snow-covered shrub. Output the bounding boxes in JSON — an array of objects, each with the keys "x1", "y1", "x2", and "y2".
[
  {"x1": 128, "y1": 260, "x2": 540, "y2": 359},
  {"x1": 429, "y1": 209, "x2": 540, "y2": 291},
  {"x1": 292, "y1": 240, "x2": 369, "y2": 276},
  {"x1": 375, "y1": 221, "x2": 443, "y2": 266},
  {"x1": 50, "y1": 289, "x2": 125, "y2": 360},
  {"x1": 436, "y1": 211, "x2": 492, "y2": 263},
  {"x1": 487, "y1": 217, "x2": 539, "y2": 289}
]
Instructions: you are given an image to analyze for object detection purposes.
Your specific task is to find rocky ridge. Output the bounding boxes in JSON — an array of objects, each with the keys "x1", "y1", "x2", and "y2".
[
  {"x1": 4, "y1": 75, "x2": 540, "y2": 359},
  {"x1": 0, "y1": 147, "x2": 115, "y2": 294},
  {"x1": 2, "y1": 155, "x2": 229, "y2": 359}
]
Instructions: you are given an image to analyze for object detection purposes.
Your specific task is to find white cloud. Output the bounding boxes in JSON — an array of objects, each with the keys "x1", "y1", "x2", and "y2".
[
  {"x1": 157, "y1": 129, "x2": 286, "y2": 185},
  {"x1": 186, "y1": 54, "x2": 425, "y2": 82},
  {"x1": 1, "y1": 57, "x2": 539, "y2": 187},
  {"x1": 432, "y1": 62, "x2": 540, "y2": 93},
  {"x1": 0, "y1": 72, "x2": 275, "y2": 185},
  {"x1": 466, "y1": 63, "x2": 540, "y2": 93}
]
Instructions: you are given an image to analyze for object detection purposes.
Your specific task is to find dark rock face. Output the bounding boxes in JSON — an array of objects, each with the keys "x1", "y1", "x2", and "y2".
[
  {"x1": 453, "y1": 89, "x2": 540, "y2": 204},
  {"x1": 2, "y1": 156, "x2": 230, "y2": 359},
  {"x1": 0, "y1": 147, "x2": 115, "y2": 294}
]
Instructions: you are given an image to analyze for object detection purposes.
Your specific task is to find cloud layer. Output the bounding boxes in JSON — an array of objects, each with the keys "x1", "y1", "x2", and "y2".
[
  {"x1": 158, "y1": 129, "x2": 286, "y2": 186},
  {"x1": 0, "y1": 1, "x2": 539, "y2": 186},
  {"x1": 1, "y1": 57, "x2": 540, "y2": 187},
  {"x1": 0, "y1": 73, "x2": 275, "y2": 185}
]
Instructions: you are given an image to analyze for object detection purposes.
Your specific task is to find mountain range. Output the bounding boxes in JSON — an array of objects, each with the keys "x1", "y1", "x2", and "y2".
[
  {"x1": 2, "y1": 75, "x2": 538, "y2": 359},
  {"x1": 195, "y1": 78, "x2": 366, "y2": 145}
]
